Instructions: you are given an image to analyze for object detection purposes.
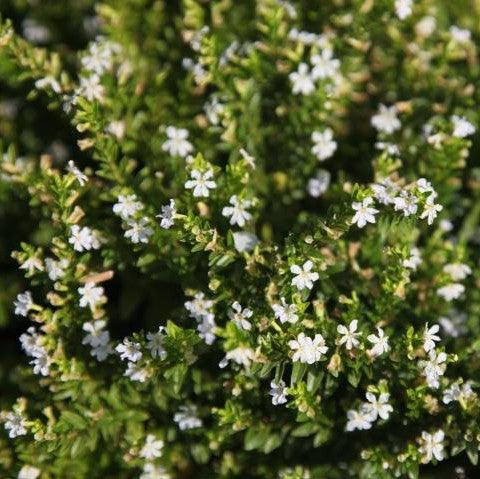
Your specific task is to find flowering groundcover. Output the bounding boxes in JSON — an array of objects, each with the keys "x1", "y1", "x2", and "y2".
[{"x1": 0, "y1": 0, "x2": 480, "y2": 478}]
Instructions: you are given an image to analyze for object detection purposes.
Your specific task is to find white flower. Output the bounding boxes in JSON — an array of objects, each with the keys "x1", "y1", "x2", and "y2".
[
  {"x1": 66, "y1": 160, "x2": 88, "y2": 186},
  {"x1": 31, "y1": 354, "x2": 50, "y2": 376},
  {"x1": 451, "y1": 115, "x2": 475, "y2": 138},
  {"x1": 69, "y1": 225, "x2": 101, "y2": 252},
  {"x1": 420, "y1": 195, "x2": 442, "y2": 225},
  {"x1": 307, "y1": 169, "x2": 331, "y2": 197},
  {"x1": 367, "y1": 327, "x2": 390, "y2": 357},
  {"x1": 419, "y1": 430, "x2": 445, "y2": 463},
  {"x1": 185, "y1": 169, "x2": 217, "y2": 197},
  {"x1": 140, "y1": 463, "x2": 171, "y2": 479},
  {"x1": 19, "y1": 327, "x2": 44, "y2": 358},
  {"x1": 311, "y1": 128, "x2": 337, "y2": 161},
  {"x1": 220, "y1": 346, "x2": 255, "y2": 368},
  {"x1": 392, "y1": 191, "x2": 418, "y2": 216},
  {"x1": 229, "y1": 301, "x2": 253, "y2": 331},
  {"x1": 197, "y1": 315, "x2": 217, "y2": 345},
  {"x1": 113, "y1": 194, "x2": 143, "y2": 219},
  {"x1": 239, "y1": 148, "x2": 256, "y2": 169},
  {"x1": 403, "y1": 247, "x2": 422, "y2": 270},
  {"x1": 421, "y1": 349, "x2": 447, "y2": 389},
  {"x1": 371, "y1": 178, "x2": 400, "y2": 205},
  {"x1": 204, "y1": 97, "x2": 224, "y2": 125},
  {"x1": 439, "y1": 219, "x2": 454, "y2": 232},
  {"x1": 91, "y1": 342, "x2": 113, "y2": 362},
  {"x1": 14, "y1": 291, "x2": 34, "y2": 317},
  {"x1": 106, "y1": 120, "x2": 126, "y2": 139},
  {"x1": 375, "y1": 141, "x2": 400, "y2": 156},
  {"x1": 19, "y1": 257, "x2": 44, "y2": 275},
  {"x1": 450, "y1": 26, "x2": 471, "y2": 44},
  {"x1": 290, "y1": 260, "x2": 319, "y2": 291},
  {"x1": 437, "y1": 283, "x2": 465, "y2": 301},
  {"x1": 337, "y1": 319, "x2": 361, "y2": 350},
  {"x1": 18, "y1": 465, "x2": 41, "y2": 479},
  {"x1": 439, "y1": 311, "x2": 467, "y2": 338},
  {"x1": 371, "y1": 104, "x2": 401, "y2": 134},
  {"x1": 140, "y1": 434, "x2": 164, "y2": 460},
  {"x1": 125, "y1": 218, "x2": 154, "y2": 244},
  {"x1": 156, "y1": 199, "x2": 176, "y2": 229},
  {"x1": 442, "y1": 381, "x2": 474, "y2": 404},
  {"x1": 116, "y1": 338, "x2": 142, "y2": 362},
  {"x1": 272, "y1": 298, "x2": 298, "y2": 324},
  {"x1": 125, "y1": 361, "x2": 150, "y2": 382},
  {"x1": 364, "y1": 392, "x2": 393, "y2": 421},
  {"x1": 185, "y1": 292, "x2": 214, "y2": 320},
  {"x1": 45, "y1": 257, "x2": 69, "y2": 281},
  {"x1": 289, "y1": 63, "x2": 315, "y2": 95},
  {"x1": 174, "y1": 406, "x2": 202, "y2": 430},
  {"x1": 162, "y1": 126, "x2": 194, "y2": 158},
  {"x1": 345, "y1": 408, "x2": 373, "y2": 432},
  {"x1": 443, "y1": 263, "x2": 471, "y2": 281},
  {"x1": 222, "y1": 196, "x2": 253, "y2": 227},
  {"x1": 232, "y1": 231, "x2": 259, "y2": 252},
  {"x1": 423, "y1": 323, "x2": 441, "y2": 353},
  {"x1": 289, "y1": 332, "x2": 328, "y2": 364},
  {"x1": 82, "y1": 320, "x2": 110, "y2": 348},
  {"x1": 394, "y1": 0, "x2": 413, "y2": 20},
  {"x1": 4, "y1": 412, "x2": 28, "y2": 438},
  {"x1": 269, "y1": 380, "x2": 288, "y2": 405},
  {"x1": 351, "y1": 197, "x2": 379, "y2": 228},
  {"x1": 77, "y1": 74, "x2": 105, "y2": 102},
  {"x1": 78, "y1": 282, "x2": 104, "y2": 309},
  {"x1": 311, "y1": 48, "x2": 340, "y2": 80},
  {"x1": 146, "y1": 327, "x2": 167, "y2": 359},
  {"x1": 35, "y1": 76, "x2": 61, "y2": 93}
]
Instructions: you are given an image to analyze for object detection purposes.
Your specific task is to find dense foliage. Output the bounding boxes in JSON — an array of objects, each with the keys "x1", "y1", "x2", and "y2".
[{"x1": 1, "y1": 1, "x2": 480, "y2": 478}]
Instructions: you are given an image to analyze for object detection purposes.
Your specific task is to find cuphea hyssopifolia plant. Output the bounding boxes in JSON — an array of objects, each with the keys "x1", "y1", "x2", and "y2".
[{"x1": 1, "y1": 0, "x2": 480, "y2": 478}]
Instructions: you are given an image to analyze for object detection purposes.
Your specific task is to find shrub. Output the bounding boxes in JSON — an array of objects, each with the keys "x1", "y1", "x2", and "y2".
[{"x1": 0, "y1": 1, "x2": 480, "y2": 478}]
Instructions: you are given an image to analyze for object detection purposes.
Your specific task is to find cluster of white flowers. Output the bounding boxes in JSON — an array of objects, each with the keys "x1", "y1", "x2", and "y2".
[
  {"x1": 355, "y1": 177, "x2": 443, "y2": 229},
  {"x1": 19, "y1": 326, "x2": 50, "y2": 377},
  {"x1": 82, "y1": 320, "x2": 113, "y2": 362},
  {"x1": 182, "y1": 57, "x2": 208, "y2": 85},
  {"x1": 346, "y1": 391, "x2": 393, "y2": 431},
  {"x1": 185, "y1": 292, "x2": 216, "y2": 345},
  {"x1": 45, "y1": 257, "x2": 69, "y2": 281},
  {"x1": 174, "y1": 405, "x2": 203, "y2": 430},
  {"x1": 81, "y1": 37, "x2": 122, "y2": 76},
  {"x1": 418, "y1": 430, "x2": 445, "y2": 464},
  {"x1": 162, "y1": 126, "x2": 194, "y2": 158},
  {"x1": 185, "y1": 169, "x2": 217, "y2": 197},
  {"x1": 289, "y1": 332, "x2": 328, "y2": 364},
  {"x1": 69, "y1": 225, "x2": 101, "y2": 252},
  {"x1": 116, "y1": 337, "x2": 144, "y2": 381},
  {"x1": 437, "y1": 262, "x2": 470, "y2": 302},
  {"x1": 311, "y1": 128, "x2": 337, "y2": 161},
  {"x1": 289, "y1": 47, "x2": 341, "y2": 95}
]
